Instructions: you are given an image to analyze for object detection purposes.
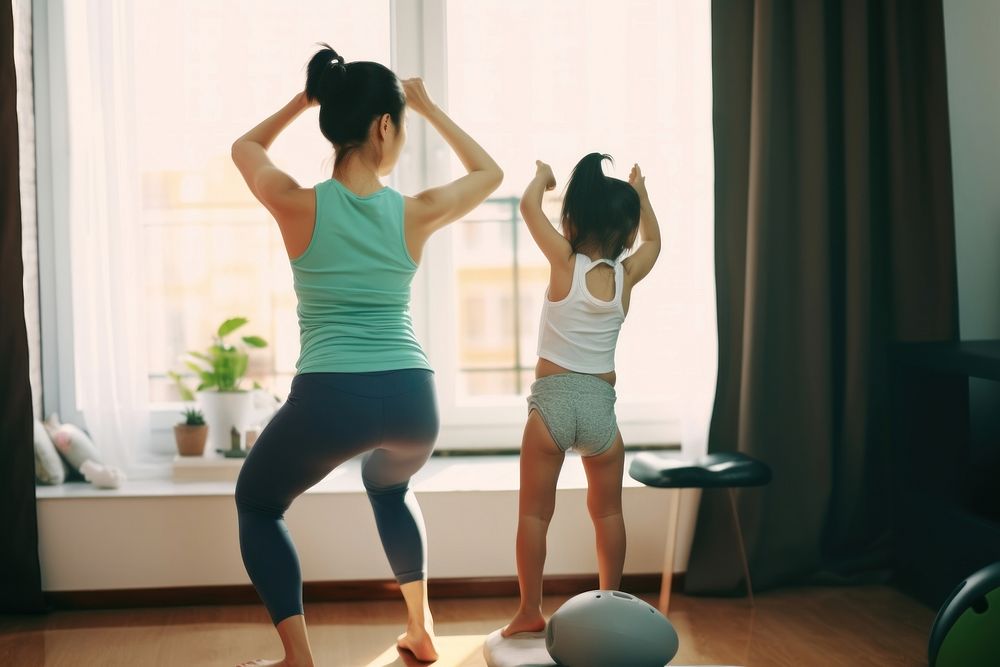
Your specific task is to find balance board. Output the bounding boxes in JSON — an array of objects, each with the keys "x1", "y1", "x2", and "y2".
[{"x1": 483, "y1": 629, "x2": 741, "y2": 667}]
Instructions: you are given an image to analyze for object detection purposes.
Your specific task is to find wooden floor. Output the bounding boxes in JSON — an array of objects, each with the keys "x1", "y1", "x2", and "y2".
[{"x1": 0, "y1": 586, "x2": 933, "y2": 666}]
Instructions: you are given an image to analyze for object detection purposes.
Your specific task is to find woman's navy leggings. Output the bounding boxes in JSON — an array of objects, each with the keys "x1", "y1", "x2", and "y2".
[{"x1": 234, "y1": 369, "x2": 438, "y2": 625}]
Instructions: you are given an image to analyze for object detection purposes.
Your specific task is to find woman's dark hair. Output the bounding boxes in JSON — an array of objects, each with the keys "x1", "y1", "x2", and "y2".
[
  {"x1": 561, "y1": 153, "x2": 641, "y2": 259},
  {"x1": 305, "y1": 43, "x2": 405, "y2": 166}
]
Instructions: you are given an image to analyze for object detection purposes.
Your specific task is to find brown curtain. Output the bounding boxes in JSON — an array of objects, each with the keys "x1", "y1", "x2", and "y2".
[
  {"x1": 687, "y1": 0, "x2": 958, "y2": 593},
  {"x1": 1, "y1": 0, "x2": 44, "y2": 613}
]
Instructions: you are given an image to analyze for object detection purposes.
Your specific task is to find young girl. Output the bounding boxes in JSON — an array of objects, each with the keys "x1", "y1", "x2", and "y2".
[
  {"x1": 503, "y1": 153, "x2": 660, "y2": 637},
  {"x1": 231, "y1": 45, "x2": 502, "y2": 666}
]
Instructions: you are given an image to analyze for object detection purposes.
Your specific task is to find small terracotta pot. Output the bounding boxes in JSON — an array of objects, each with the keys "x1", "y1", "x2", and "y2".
[{"x1": 174, "y1": 424, "x2": 209, "y2": 457}]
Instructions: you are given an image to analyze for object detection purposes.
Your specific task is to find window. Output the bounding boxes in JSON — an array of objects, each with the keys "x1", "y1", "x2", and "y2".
[
  {"x1": 40, "y1": 0, "x2": 714, "y2": 458},
  {"x1": 430, "y1": 0, "x2": 716, "y2": 445},
  {"x1": 131, "y1": 1, "x2": 392, "y2": 404},
  {"x1": 454, "y1": 196, "x2": 540, "y2": 397}
]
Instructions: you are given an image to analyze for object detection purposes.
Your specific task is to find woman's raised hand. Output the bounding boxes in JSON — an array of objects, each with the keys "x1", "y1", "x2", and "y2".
[
  {"x1": 402, "y1": 78, "x2": 438, "y2": 117},
  {"x1": 295, "y1": 90, "x2": 319, "y2": 109},
  {"x1": 535, "y1": 160, "x2": 556, "y2": 191}
]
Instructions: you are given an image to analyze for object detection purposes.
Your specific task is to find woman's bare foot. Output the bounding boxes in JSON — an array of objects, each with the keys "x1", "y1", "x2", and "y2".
[
  {"x1": 236, "y1": 614, "x2": 314, "y2": 667},
  {"x1": 501, "y1": 609, "x2": 546, "y2": 637},
  {"x1": 397, "y1": 625, "x2": 439, "y2": 663}
]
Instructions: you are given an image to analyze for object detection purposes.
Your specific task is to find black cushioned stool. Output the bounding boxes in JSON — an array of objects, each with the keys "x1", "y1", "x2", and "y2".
[{"x1": 629, "y1": 452, "x2": 772, "y2": 614}]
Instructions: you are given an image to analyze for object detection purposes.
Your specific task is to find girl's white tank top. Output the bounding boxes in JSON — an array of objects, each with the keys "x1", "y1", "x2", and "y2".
[{"x1": 536, "y1": 253, "x2": 625, "y2": 374}]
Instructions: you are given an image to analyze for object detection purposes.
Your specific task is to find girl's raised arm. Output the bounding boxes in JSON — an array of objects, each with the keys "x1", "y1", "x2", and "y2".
[
  {"x1": 520, "y1": 160, "x2": 573, "y2": 266},
  {"x1": 404, "y1": 79, "x2": 503, "y2": 237},
  {"x1": 622, "y1": 164, "x2": 661, "y2": 284}
]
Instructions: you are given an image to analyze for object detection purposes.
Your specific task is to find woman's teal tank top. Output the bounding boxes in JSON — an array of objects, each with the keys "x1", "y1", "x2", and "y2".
[{"x1": 290, "y1": 178, "x2": 430, "y2": 374}]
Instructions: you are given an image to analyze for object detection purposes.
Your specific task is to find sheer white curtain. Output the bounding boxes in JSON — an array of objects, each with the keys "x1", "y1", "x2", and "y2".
[{"x1": 64, "y1": 0, "x2": 154, "y2": 476}]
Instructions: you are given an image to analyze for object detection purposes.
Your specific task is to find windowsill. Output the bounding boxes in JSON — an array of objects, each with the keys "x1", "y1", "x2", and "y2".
[
  {"x1": 35, "y1": 450, "x2": 681, "y2": 500},
  {"x1": 150, "y1": 418, "x2": 681, "y2": 453}
]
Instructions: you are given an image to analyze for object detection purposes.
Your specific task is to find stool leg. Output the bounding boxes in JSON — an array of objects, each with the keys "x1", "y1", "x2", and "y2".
[
  {"x1": 727, "y1": 487, "x2": 755, "y2": 606},
  {"x1": 659, "y1": 488, "x2": 682, "y2": 615}
]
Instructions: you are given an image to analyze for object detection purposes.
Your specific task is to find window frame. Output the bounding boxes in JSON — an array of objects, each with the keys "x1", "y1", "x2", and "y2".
[
  {"x1": 34, "y1": 0, "x2": 83, "y2": 429},
  {"x1": 34, "y1": 0, "x2": 684, "y2": 458}
]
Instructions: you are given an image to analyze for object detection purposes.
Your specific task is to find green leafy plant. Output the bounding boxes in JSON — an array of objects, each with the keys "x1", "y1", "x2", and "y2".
[
  {"x1": 169, "y1": 317, "x2": 268, "y2": 399},
  {"x1": 180, "y1": 407, "x2": 206, "y2": 426}
]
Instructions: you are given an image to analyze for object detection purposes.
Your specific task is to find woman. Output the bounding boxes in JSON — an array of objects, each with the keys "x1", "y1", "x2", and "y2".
[{"x1": 230, "y1": 45, "x2": 502, "y2": 666}]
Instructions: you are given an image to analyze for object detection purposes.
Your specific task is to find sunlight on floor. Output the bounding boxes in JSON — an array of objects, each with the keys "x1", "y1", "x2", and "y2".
[{"x1": 363, "y1": 634, "x2": 488, "y2": 667}]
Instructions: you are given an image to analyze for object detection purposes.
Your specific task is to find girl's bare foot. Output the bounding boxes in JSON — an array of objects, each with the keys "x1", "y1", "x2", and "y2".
[
  {"x1": 397, "y1": 625, "x2": 439, "y2": 663},
  {"x1": 501, "y1": 609, "x2": 546, "y2": 637},
  {"x1": 236, "y1": 657, "x2": 312, "y2": 667}
]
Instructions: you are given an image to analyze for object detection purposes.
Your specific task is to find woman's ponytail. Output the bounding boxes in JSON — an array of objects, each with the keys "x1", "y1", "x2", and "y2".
[
  {"x1": 303, "y1": 42, "x2": 405, "y2": 167},
  {"x1": 305, "y1": 43, "x2": 347, "y2": 104}
]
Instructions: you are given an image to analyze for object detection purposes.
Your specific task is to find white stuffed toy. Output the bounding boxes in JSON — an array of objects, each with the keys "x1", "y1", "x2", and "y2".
[
  {"x1": 44, "y1": 414, "x2": 126, "y2": 489},
  {"x1": 34, "y1": 420, "x2": 66, "y2": 485}
]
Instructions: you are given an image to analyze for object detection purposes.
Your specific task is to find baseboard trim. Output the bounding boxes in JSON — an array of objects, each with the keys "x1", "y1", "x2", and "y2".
[{"x1": 44, "y1": 573, "x2": 685, "y2": 611}]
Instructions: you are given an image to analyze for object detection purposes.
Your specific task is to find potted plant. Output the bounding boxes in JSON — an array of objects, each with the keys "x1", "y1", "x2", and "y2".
[
  {"x1": 169, "y1": 317, "x2": 268, "y2": 453},
  {"x1": 174, "y1": 408, "x2": 208, "y2": 456}
]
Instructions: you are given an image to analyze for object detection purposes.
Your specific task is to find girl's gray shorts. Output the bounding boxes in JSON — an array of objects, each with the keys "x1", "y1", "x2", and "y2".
[{"x1": 527, "y1": 373, "x2": 618, "y2": 457}]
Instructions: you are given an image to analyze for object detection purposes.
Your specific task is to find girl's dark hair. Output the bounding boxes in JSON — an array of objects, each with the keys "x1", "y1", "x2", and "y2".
[
  {"x1": 561, "y1": 153, "x2": 641, "y2": 259},
  {"x1": 305, "y1": 43, "x2": 405, "y2": 166}
]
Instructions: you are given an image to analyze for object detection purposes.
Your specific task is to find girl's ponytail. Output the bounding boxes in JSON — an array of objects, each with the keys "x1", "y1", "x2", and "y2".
[
  {"x1": 561, "y1": 153, "x2": 640, "y2": 259},
  {"x1": 564, "y1": 152, "x2": 612, "y2": 213}
]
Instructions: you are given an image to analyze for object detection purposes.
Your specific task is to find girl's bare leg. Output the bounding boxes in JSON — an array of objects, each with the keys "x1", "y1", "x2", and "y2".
[
  {"x1": 236, "y1": 614, "x2": 314, "y2": 667},
  {"x1": 503, "y1": 411, "x2": 565, "y2": 637},
  {"x1": 397, "y1": 579, "x2": 439, "y2": 662},
  {"x1": 581, "y1": 433, "x2": 626, "y2": 590}
]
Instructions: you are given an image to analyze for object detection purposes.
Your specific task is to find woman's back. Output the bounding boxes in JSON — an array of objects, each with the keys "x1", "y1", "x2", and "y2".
[{"x1": 291, "y1": 178, "x2": 429, "y2": 374}]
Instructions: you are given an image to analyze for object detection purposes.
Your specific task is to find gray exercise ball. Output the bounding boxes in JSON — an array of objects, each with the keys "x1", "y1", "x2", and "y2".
[{"x1": 546, "y1": 590, "x2": 679, "y2": 666}]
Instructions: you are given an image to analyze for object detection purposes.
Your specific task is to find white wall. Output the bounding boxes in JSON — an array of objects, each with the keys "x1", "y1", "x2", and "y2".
[
  {"x1": 37, "y1": 467, "x2": 702, "y2": 591},
  {"x1": 944, "y1": 0, "x2": 1000, "y2": 339}
]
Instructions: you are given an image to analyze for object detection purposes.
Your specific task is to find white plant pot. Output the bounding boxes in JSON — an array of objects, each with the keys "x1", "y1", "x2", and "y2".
[{"x1": 197, "y1": 390, "x2": 254, "y2": 455}]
